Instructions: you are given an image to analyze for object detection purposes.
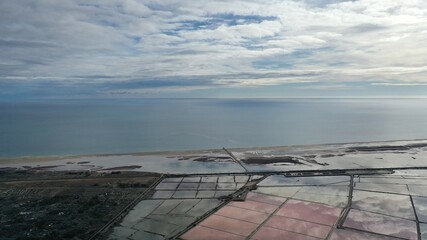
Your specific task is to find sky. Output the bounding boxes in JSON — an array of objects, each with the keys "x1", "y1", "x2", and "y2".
[{"x1": 0, "y1": 0, "x2": 426, "y2": 100}]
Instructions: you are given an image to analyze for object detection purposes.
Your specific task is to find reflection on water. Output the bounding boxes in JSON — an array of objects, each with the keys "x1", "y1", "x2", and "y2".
[
  {"x1": 2, "y1": 155, "x2": 246, "y2": 174},
  {"x1": 351, "y1": 190, "x2": 415, "y2": 220},
  {"x1": 344, "y1": 209, "x2": 417, "y2": 239}
]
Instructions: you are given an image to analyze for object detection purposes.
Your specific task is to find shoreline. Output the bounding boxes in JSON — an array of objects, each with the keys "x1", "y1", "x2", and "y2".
[
  {"x1": 1, "y1": 138, "x2": 427, "y2": 165},
  {"x1": 0, "y1": 139, "x2": 426, "y2": 174}
]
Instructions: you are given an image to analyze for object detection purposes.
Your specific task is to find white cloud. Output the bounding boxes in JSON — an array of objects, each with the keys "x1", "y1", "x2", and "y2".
[
  {"x1": 296, "y1": 84, "x2": 359, "y2": 90},
  {"x1": 0, "y1": 0, "x2": 426, "y2": 96},
  {"x1": 372, "y1": 83, "x2": 427, "y2": 86}
]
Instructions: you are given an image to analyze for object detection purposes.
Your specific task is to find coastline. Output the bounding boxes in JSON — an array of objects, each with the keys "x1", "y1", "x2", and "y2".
[
  {"x1": 1, "y1": 139, "x2": 427, "y2": 174},
  {"x1": 1, "y1": 139, "x2": 427, "y2": 239},
  {"x1": 2, "y1": 138, "x2": 427, "y2": 163}
]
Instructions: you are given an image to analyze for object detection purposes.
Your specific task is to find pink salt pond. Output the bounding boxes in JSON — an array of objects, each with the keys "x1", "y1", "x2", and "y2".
[
  {"x1": 251, "y1": 226, "x2": 321, "y2": 240},
  {"x1": 181, "y1": 195, "x2": 342, "y2": 240},
  {"x1": 199, "y1": 214, "x2": 258, "y2": 237},
  {"x1": 264, "y1": 215, "x2": 331, "y2": 238},
  {"x1": 275, "y1": 199, "x2": 342, "y2": 225},
  {"x1": 181, "y1": 225, "x2": 245, "y2": 240},
  {"x1": 214, "y1": 205, "x2": 270, "y2": 224}
]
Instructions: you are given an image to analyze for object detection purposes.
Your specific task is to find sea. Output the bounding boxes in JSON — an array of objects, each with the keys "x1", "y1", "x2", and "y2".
[{"x1": 1, "y1": 98, "x2": 427, "y2": 157}]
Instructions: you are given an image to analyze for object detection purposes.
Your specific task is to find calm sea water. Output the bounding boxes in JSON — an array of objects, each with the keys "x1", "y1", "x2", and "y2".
[{"x1": 1, "y1": 98, "x2": 427, "y2": 157}]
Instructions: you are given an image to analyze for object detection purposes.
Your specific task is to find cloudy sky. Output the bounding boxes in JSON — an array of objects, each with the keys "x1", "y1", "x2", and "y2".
[{"x1": 1, "y1": 0, "x2": 426, "y2": 99}]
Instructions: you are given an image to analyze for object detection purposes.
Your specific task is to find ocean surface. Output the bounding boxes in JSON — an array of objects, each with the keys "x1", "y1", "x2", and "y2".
[{"x1": 1, "y1": 98, "x2": 427, "y2": 157}]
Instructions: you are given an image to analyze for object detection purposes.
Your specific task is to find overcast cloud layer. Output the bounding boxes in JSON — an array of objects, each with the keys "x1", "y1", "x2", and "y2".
[{"x1": 1, "y1": 0, "x2": 426, "y2": 99}]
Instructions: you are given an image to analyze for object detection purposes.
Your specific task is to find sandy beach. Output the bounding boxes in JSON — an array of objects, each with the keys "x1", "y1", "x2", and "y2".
[{"x1": 1, "y1": 139, "x2": 427, "y2": 174}]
